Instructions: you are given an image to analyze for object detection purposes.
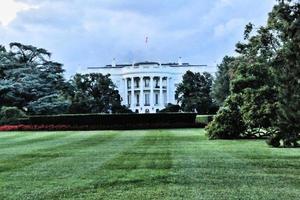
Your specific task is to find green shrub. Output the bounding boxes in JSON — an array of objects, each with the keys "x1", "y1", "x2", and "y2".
[
  {"x1": 206, "y1": 95, "x2": 246, "y2": 139},
  {"x1": 0, "y1": 107, "x2": 27, "y2": 125},
  {"x1": 160, "y1": 104, "x2": 181, "y2": 113}
]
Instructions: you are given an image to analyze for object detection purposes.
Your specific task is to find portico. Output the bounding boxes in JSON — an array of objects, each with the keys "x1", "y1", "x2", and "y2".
[{"x1": 124, "y1": 76, "x2": 169, "y2": 113}]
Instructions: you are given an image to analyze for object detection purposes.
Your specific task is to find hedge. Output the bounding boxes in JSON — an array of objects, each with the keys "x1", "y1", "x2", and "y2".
[{"x1": 14, "y1": 113, "x2": 200, "y2": 130}]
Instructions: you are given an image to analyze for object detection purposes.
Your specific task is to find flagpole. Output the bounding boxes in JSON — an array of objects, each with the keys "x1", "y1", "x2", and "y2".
[{"x1": 145, "y1": 36, "x2": 148, "y2": 61}]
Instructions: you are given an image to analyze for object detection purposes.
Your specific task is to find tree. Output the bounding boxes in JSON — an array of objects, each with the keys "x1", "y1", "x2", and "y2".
[
  {"x1": 176, "y1": 71, "x2": 216, "y2": 114},
  {"x1": 0, "y1": 43, "x2": 68, "y2": 114},
  {"x1": 212, "y1": 56, "x2": 236, "y2": 106},
  {"x1": 206, "y1": 95, "x2": 246, "y2": 139},
  {"x1": 69, "y1": 73, "x2": 130, "y2": 114},
  {"x1": 268, "y1": 0, "x2": 300, "y2": 147},
  {"x1": 27, "y1": 94, "x2": 71, "y2": 115},
  {"x1": 230, "y1": 56, "x2": 278, "y2": 130},
  {"x1": 207, "y1": 0, "x2": 300, "y2": 146}
]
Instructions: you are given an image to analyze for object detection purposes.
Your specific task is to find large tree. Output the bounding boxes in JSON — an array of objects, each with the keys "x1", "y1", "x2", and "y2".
[
  {"x1": 176, "y1": 71, "x2": 217, "y2": 114},
  {"x1": 212, "y1": 56, "x2": 236, "y2": 106},
  {"x1": 268, "y1": 0, "x2": 300, "y2": 147},
  {"x1": 69, "y1": 73, "x2": 130, "y2": 114},
  {"x1": 0, "y1": 43, "x2": 69, "y2": 114}
]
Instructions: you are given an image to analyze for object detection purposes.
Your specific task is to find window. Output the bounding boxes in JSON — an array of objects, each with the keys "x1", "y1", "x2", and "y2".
[
  {"x1": 163, "y1": 79, "x2": 167, "y2": 88},
  {"x1": 155, "y1": 94, "x2": 159, "y2": 105},
  {"x1": 128, "y1": 95, "x2": 131, "y2": 106},
  {"x1": 136, "y1": 94, "x2": 140, "y2": 106},
  {"x1": 134, "y1": 79, "x2": 139, "y2": 88},
  {"x1": 145, "y1": 78, "x2": 150, "y2": 87},
  {"x1": 145, "y1": 93, "x2": 150, "y2": 106},
  {"x1": 155, "y1": 79, "x2": 159, "y2": 88},
  {"x1": 127, "y1": 79, "x2": 131, "y2": 89}
]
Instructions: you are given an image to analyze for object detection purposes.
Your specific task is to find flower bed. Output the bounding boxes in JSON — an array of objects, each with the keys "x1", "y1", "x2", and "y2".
[{"x1": 0, "y1": 125, "x2": 72, "y2": 131}]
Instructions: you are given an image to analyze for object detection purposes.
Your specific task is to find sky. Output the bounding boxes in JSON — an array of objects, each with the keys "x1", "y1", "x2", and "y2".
[{"x1": 0, "y1": 0, "x2": 276, "y2": 77}]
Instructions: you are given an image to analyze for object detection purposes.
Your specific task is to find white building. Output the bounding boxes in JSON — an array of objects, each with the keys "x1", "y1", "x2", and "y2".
[{"x1": 87, "y1": 59, "x2": 212, "y2": 113}]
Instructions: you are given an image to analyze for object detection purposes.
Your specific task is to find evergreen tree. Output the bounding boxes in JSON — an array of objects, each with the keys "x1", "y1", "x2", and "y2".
[
  {"x1": 0, "y1": 43, "x2": 68, "y2": 114},
  {"x1": 268, "y1": 0, "x2": 300, "y2": 147},
  {"x1": 212, "y1": 56, "x2": 235, "y2": 106},
  {"x1": 206, "y1": 95, "x2": 246, "y2": 139},
  {"x1": 176, "y1": 71, "x2": 217, "y2": 114}
]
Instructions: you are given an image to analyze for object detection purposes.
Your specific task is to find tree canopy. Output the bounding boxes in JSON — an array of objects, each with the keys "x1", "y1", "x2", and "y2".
[
  {"x1": 207, "y1": 0, "x2": 299, "y2": 147},
  {"x1": 176, "y1": 71, "x2": 217, "y2": 114},
  {"x1": 0, "y1": 43, "x2": 68, "y2": 114},
  {"x1": 212, "y1": 56, "x2": 236, "y2": 106},
  {"x1": 68, "y1": 73, "x2": 131, "y2": 114},
  {"x1": 0, "y1": 43, "x2": 129, "y2": 116}
]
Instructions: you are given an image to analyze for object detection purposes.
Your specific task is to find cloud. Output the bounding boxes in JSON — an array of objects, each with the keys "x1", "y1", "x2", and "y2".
[
  {"x1": 0, "y1": 0, "x2": 37, "y2": 26},
  {"x1": 0, "y1": 0, "x2": 276, "y2": 77},
  {"x1": 214, "y1": 18, "x2": 246, "y2": 38}
]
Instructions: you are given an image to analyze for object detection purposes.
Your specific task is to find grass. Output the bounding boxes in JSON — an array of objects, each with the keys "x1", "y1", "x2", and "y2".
[{"x1": 0, "y1": 129, "x2": 299, "y2": 200}]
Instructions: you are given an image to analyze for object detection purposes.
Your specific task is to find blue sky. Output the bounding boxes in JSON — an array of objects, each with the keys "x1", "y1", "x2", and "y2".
[{"x1": 0, "y1": 0, "x2": 275, "y2": 77}]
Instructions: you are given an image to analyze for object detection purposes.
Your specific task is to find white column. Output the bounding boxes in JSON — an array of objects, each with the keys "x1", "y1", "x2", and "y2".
[
  {"x1": 131, "y1": 77, "x2": 134, "y2": 109},
  {"x1": 124, "y1": 78, "x2": 128, "y2": 106},
  {"x1": 170, "y1": 78, "x2": 175, "y2": 104},
  {"x1": 140, "y1": 77, "x2": 144, "y2": 107},
  {"x1": 159, "y1": 76, "x2": 163, "y2": 107},
  {"x1": 167, "y1": 77, "x2": 170, "y2": 104},
  {"x1": 150, "y1": 76, "x2": 154, "y2": 107}
]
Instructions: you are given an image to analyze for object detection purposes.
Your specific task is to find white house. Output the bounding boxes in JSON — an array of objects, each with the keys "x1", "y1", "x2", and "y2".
[{"x1": 87, "y1": 58, "x2": 212, "y2": 113}]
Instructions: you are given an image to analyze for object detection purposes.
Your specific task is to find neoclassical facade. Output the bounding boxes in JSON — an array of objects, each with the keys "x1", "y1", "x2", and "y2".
[{"x1": 87, "y1": 59, "x2": 211, "y2": 113}]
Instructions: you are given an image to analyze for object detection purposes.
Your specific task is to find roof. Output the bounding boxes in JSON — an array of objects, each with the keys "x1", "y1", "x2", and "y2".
[{"x1": 87, "y1": 61, "x2": 207, "y2": 69}]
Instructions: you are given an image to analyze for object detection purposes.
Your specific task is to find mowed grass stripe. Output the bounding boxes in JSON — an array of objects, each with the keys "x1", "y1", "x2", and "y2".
[
  {"x1": 0, "y1": 131, "x2": 118, "y2": 173},
  {"x1": 0, "y1": 131, "x2": 147, "y2": 200},
  {"x1": 0, "y1": 132, "x2": 107, "y2": 159},
  {"x1": 0, "y1": 131, "x2": 64, "y2": 144},
  {"x1": 0, "y1": 132, "x2": 71, "y2": 149},
  {"x1": 167, "y1": 130, "x2": 300, "y2": 199},
  {"x1": 0, "y1": 129, "x2": 299, "y2": 200},
  {"x1": 46, "y1": 130, "x2": 175, "y2": 200}
]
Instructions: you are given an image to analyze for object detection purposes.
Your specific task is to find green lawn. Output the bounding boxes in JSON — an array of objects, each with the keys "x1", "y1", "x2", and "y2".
[{"x1": 0, "y1": 129, "x2": 299, "y2": 200}]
